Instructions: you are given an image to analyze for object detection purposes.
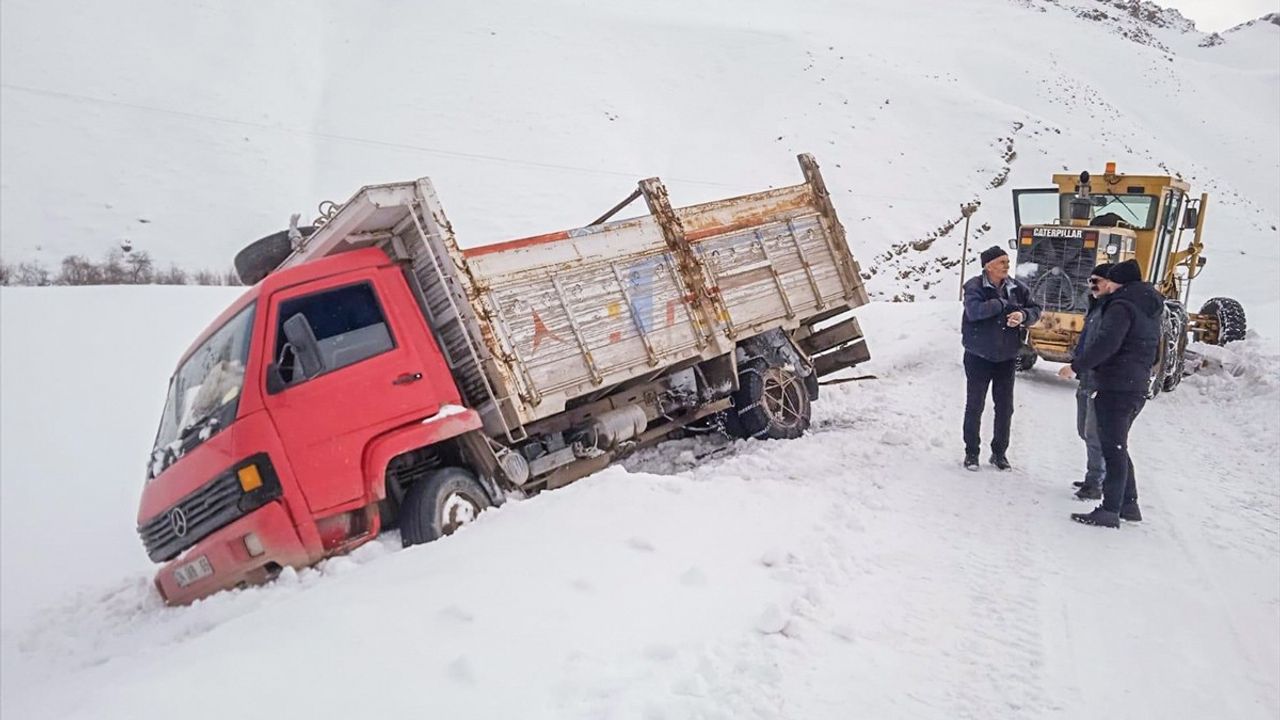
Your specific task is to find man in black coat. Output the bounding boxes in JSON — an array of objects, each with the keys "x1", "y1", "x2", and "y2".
[
  {"x1": 1061, "y1": 259, "x2": 1164, "y2": 528},
  {"x1": 1058, "y1": 263, "x2": 1114, "y2": 500},
  {"x1": 961, "y1": 246, "x2": 1043, "y2": 471}
]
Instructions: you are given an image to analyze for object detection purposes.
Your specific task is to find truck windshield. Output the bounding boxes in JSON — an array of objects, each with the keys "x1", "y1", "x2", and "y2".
[{"x1": 150, "y1": 303, "x2": 256, "y2": 476}]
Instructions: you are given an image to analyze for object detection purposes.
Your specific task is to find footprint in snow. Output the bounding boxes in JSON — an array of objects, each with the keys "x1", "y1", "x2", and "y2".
[
  {"x1": 755, "y1": 604, "x2": 789, "y2": 635},
  {"x1": 627, "y1": 536, "x2": 656, "y2": 552},
  {"x1": 438, "y1": 605, "x2": 475, "y2": 623},
  {"x1": 448, "y1": 655, "x2": 475, "y2": 684},
  {"x1": 643, "y1": 644, "x2": 677, "y2": 661},
  {"x1": 680, "y1": 567, "x2": 708, "y2": 587}
]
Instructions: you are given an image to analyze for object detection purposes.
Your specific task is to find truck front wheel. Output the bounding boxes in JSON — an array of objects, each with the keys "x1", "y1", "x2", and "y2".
[
  {"x1": 399, "y1": 467, "x2": 491, "y2": 547},
  {"x1": 727, "y1": 360, "x2": 811, "y2": 440}
]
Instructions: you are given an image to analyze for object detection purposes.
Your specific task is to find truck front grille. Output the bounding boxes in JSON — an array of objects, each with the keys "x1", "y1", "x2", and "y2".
[{"x1": 138, "y1": 454, "x2": 280, "y2": 563}]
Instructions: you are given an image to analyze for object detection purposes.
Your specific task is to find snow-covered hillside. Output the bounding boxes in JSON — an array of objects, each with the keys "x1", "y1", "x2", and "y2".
[
  {"x1": 2, "y1": 287, "x2": 1278, "y2": 719},
  {"x1": 2, "y1": 0, "x2": 1278, "y2": 718},
  {"x1": 2, "y1": 0, "x2": 1277, "y2": 317}
]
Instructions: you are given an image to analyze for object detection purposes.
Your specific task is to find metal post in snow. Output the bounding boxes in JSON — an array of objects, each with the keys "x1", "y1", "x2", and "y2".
[{"x1": 957, "y1": 201, "x2": 980, "y2": 301}]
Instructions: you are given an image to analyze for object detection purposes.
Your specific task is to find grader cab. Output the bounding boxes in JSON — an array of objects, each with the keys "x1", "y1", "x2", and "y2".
[{"x1": 1009, "y1": 163, "x2": 1246, "y2": 397}]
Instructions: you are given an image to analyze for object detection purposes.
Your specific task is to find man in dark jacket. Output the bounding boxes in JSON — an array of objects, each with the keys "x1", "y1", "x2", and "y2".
[
  {"x1": 961, "y1": 246, "x2": 1043, "y2": 471},
  {"x1": 1058, "y1": 263, "x2": 1114, "y2": 500},
  {"x1": 1061, "y1": 259, "x2": 1163, "y2": 528}
]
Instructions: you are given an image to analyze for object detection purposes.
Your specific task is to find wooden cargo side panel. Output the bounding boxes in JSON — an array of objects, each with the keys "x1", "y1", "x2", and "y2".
[
  {"x1": 678, "y1": 185, "x2": 854, "y2": 334},
  {"x1": 466, "y1": 217, "x2": 706, "y2": 417}
]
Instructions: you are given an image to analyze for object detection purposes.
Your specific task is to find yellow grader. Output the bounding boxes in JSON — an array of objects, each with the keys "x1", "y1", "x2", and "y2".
[{"x1": 1009, "y1": 163, "x2": 1246, "y2": 397}]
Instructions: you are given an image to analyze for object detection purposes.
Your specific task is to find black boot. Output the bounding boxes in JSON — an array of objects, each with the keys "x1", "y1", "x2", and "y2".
[
  {"x1": 989, "y1": 453, "x2": 1011, "y2": 471},
  {"x1": 1120, "y1": 502, "x2": 1142, "y2": 522},
  {"x1": 1071, "y1": 506, "x2": 1120, "y2": 528},
  {"x1": 1072, "y1": 480, "x2": 1087, "y2": 488},
  {"x1": 1074, "y1": 485, "x2": 1101, "y2": 501},
  {"x1": 964, "y1": 454, "x2": 979, "y2": 472}
]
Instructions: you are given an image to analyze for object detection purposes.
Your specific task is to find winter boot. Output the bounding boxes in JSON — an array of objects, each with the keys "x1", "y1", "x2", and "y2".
[
  {"x1": 1120, "y1": 502, "x2": 1143, "y2": 522},
  {"x1": 1074, "y1": 485, "x2": 1102, "y2": 501},
  {"x1": 1071, "y1": 506, "x2": 1120, "y2": 528},
  {"x1": 989, "y1": 453, "x2": 1011, "y2": 471},
  {"x1": 1072, "y1": 480, "x2": 1087, "y2": 488},
  {"x1": 964, "y1": 454, "x2": 979, "y2": 472}
]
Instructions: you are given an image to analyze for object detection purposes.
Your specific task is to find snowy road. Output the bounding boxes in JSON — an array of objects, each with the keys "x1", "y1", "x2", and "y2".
[{"x1": 2, "y1": 293, "x2": 1276, "y2": 719}]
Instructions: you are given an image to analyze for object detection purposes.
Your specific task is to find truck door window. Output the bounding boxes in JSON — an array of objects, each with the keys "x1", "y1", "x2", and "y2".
[{"x1": 274, "y1": 282, "x2": 395, "y2": 383}]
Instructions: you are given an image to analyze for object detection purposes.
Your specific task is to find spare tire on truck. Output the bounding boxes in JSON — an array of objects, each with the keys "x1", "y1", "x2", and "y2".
[
  {"x1": 234, "y1": 225, "x2": 315, "y2": 285},
  {"x1": 1199, "y1": 297, "x2": 1247, "y2": 345}
]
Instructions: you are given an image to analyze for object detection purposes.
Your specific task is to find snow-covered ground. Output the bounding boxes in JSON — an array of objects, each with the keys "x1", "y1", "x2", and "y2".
[
  {"x1": 2, "y1": 287, "x2": 1278, "y2": 719},
  {"x1": 2, "y1": 0, "x2": 1278, "y2": 717}
]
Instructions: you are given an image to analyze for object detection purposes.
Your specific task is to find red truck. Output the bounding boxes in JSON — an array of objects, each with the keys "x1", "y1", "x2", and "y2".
[{"x1": 138, "y1": 154, "x2": 872, "y2": 604}]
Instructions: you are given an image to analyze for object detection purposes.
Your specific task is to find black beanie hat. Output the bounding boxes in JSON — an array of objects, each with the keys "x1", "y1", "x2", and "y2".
[
  {"x1": 1090, "y1": 262, "x2": 1114, "y2": 279},
  {"x1": 1108, "y1": 259, "x2": 1142, "y2": 284},
  {"x1": 980, "y1": 246, "x2": 1008, "y2": 266}
]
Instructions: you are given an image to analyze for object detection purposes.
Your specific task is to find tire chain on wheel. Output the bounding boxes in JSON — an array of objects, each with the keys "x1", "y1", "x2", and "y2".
[
  {"x1": 1200, "y1": 296, "x2": 1247, "y2": 345},
  {"x1": 725, "y1": 359, "x2": 811, "y2": 440},
  {"x1": 1161, "y1": 302, "x2": 1189, "y2": 393}
]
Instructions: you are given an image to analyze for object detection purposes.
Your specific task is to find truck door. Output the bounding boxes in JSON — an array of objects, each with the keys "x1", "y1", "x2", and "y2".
[{"x1": 262, "y1": 270, "x2": 442, "y2": 512}]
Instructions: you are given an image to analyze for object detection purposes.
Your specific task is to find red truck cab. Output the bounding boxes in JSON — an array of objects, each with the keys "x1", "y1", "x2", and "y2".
[{"x1": 139, "y1": 247, "x2": 484, "y2": 604}]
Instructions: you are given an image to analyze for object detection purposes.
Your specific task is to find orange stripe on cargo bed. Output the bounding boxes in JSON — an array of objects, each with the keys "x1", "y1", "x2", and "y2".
[
  {"x1": 462, "y1": 230, "x2": 572, "y2": 258},
  {"x1": 686, "y1": 219, "x2": 764, "y2": 242}
]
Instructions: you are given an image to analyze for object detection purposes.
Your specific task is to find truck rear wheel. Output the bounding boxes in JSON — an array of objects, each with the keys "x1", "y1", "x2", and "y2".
[
  {"x1": 399, "y1": 467, "x2": 490, "y2": 547},
  {"x1": 1200, "y1": 297, "x2": 1247, "y2": 345},
  {"x1": 727, "y1": 360, "x2": 811, "y2": 440}
]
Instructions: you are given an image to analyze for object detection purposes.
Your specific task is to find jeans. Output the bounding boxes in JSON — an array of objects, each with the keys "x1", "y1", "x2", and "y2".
[
  {"x1": 1075, "y1": 387, "x2": 1106, "y2": 489},
  {"x1": 1094, "y1": 390, "x2": 1146, "y2": 513},
  {"x1": 963, "y1": 352, "x2": 1016, "y2": 457}
]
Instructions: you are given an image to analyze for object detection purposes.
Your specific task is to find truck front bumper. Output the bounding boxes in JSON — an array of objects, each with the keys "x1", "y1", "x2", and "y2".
[{"x1": 154, "y1": 501, "x2": 312, "y2": 605}]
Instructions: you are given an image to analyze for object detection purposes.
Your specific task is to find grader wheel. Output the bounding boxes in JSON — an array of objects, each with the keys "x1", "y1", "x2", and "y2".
[
  {"x1": 1158, "y1": 303, "x2": 1189, "y2": 393},
  {"x1": 1199, "y1": 297, "x2": 1247, "y2": 345}
]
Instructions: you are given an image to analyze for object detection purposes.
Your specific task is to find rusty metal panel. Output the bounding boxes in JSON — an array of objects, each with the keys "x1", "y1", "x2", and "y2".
[
  {"x1": 478, "y1": 241, "x2": 707, "y2": 413},
  {"x1": 275, "y1": 154, "x2": 871, "y2": 433}
]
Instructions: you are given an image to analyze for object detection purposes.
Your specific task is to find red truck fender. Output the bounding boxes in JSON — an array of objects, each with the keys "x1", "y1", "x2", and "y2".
[{"x1": 361, "y1": 406, "x2": 484, "y2": 503}]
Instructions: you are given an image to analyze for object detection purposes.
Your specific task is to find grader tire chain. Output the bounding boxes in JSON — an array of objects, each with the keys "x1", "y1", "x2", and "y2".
[{"x1": 1201, "y1": 297, "x2": 1247, "y2": 345}]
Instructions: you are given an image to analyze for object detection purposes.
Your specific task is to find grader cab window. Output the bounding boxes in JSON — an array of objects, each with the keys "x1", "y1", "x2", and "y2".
[{"x1": 1060, "y1": 193, "x2": 1158, "y2": 230}]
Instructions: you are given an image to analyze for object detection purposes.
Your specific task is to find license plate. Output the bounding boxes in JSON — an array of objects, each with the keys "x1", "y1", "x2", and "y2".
[{"x1": 173, "y1": 555, "x2": 213, "y2": 588}]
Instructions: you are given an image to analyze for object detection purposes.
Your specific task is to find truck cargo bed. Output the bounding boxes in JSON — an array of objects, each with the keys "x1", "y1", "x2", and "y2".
[{"x1": 278, "y1": 154, "x2": 869, "y2": 440}]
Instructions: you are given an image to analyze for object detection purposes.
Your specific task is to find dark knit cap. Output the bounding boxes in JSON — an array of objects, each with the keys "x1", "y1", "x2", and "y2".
[
  {"x1": 1090, "y1": 262, "x2": 1114, "y2": 279},
  {"x1": 1107, "y1": 259, "x2": 1142, "y2": 284},
  {"x1": 980, "y1": 246, "x2": 1008, "y2": 266}
]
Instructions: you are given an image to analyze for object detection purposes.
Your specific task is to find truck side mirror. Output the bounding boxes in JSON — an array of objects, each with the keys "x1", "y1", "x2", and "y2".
[
  {"x1": 282, "y1": 313, "x2": 323, "y2": 380},
  {"x1": 1183, "y1": 207, "x2": 1199, "y2": 230}
]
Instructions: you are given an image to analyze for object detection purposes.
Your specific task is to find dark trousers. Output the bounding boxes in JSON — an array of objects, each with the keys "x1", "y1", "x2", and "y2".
[
  {"x1": 1094, "y1": 390, "x2": 1146, "y2": 513},
  {"x1": 963, "y1": 352, "x2": 1016, "y2": 457},
  {"x1": 1075, "y1": 387, "x2": 1105, "y2": 489}
]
